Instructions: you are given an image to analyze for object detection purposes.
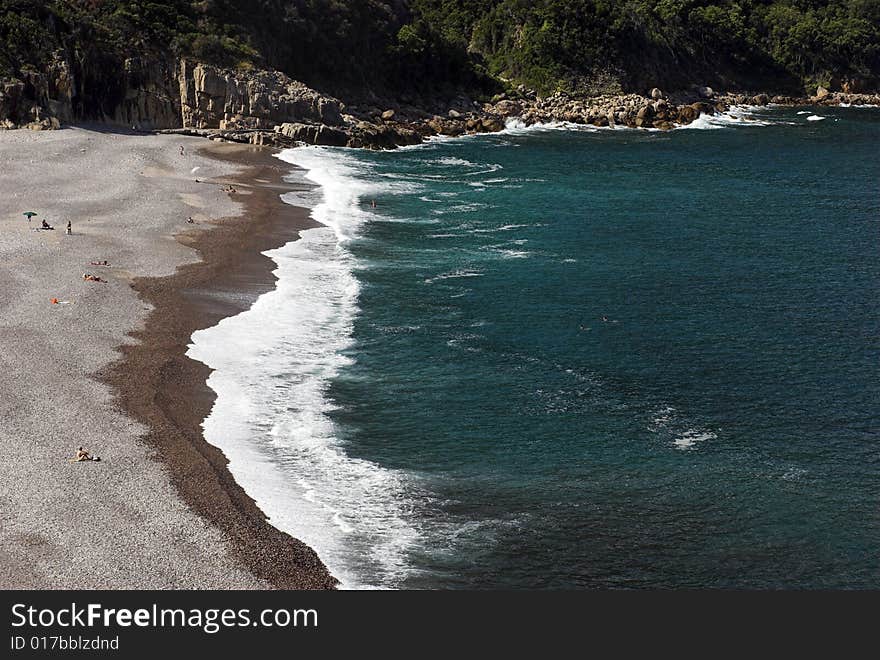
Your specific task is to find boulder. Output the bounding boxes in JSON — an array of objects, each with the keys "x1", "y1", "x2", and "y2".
[
  {"x1": 677, "y1": 105, "x2": 700, "y2": 123},
  {"x1": 698, "y1": 86, "x2": 715, "y2": 99},
  {"x1": 481, "y1": 117, "x2": 505, "y2": 133},
  {"x1": 815, "y1": 86, "x2": 830, "y2": 101},
  {"x1": 636, "y1": 105, "x2": 654, "y2": 121},
  {"x1": 650, "y1": 88, "x2": 663, "y2": 100},
  {"x1": 447, "y1": 109, "x2": 462, "y2": 119},
  {"x1": 381, "y1": 109, "x2": 395, "y2": 121},
  {"x1": 494, "y1": 99, "x2": 522, "y2": 117},
  {"x1": 751, "y1": 93, "x2": 770, "y2": 106},
  {"x1": 277, "y1": 122, "x2": 348, "y2": 146}
]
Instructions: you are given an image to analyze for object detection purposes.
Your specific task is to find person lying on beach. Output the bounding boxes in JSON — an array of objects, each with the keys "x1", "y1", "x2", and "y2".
[
  {"x1": 82, "y1": 273, "x2": 107, "y2": 283},
  {"x1": 41, "y1": 220, "x2": 54, "y2": 230},
  {"x1": 71, "y1": 447, "x2": 100, "y2": 462}
]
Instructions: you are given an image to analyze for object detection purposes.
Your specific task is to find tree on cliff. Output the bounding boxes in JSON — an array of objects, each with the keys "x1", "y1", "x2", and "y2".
[{"x1": 1, "y1": 0, "x2": 879, "y2": 99}]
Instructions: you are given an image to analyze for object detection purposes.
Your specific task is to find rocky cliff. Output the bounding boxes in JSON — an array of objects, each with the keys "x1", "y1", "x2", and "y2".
[
  {"x1": 0, "y1": 57, "x2": 344, "y2": 134},
  {"x1": 3, "y1": 56, "x2": 879, "y2": 149}
]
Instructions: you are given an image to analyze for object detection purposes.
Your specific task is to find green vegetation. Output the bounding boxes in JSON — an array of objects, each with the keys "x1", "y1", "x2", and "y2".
[
  {"x1": 1, "y1": 1, "x2": 878, "y2": 97},
  {"x1": 413, "y1": 0, "x2": 880, "y2": 93}
]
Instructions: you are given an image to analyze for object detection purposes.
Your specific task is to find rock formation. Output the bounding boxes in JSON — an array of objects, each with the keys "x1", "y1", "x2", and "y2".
[{"x1": 2, "y1": 55, "x2": 879, "y2": 148}]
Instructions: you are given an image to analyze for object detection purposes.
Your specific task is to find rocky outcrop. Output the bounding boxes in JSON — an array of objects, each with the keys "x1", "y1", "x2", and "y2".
[
  {"x1": 275, "y1": 122, "x2": 348, "y2": 146},
  {"x1": 498, "y1": 90, "x2": 726, "y2": 130},
  {"x1": 178, "y1": 61, "x2": 344, "y2": 130},
  {"x1": 0, "y1": 58, "x2": 74, "y2": 128},
  {"x1": 112, "y1": 58, "x2": 182, "y2": 130},
  {"x1": 0, "y1": 57, "x2": 344, "y2": 134},
  {"x1": 3, "y1": 56, "x2": 880, "y2": 148}
]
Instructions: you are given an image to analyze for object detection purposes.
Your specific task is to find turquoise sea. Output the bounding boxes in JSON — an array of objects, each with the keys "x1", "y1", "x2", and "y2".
[{"x1": 188, "y1": 105, "x2": 879, "y2": 589}]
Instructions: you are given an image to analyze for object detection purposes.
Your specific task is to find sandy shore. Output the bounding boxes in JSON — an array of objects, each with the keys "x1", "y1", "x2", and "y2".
[{"x1": 0, "y1": 126, "x2": 334, "y2": 589}]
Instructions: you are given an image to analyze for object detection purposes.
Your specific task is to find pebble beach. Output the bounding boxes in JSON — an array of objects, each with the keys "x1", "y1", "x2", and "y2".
[{"x1": 0, "y1": 126, "x2": 333, "y2": 589}]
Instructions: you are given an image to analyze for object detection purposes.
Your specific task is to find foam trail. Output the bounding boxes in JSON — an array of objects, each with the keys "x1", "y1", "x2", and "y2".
[
  {"x1": 187, "y1": 146, "x2": 422, "y2": 589},
  {"x1": 677, "y1": 106, "x2": 775, "y2": 130}
]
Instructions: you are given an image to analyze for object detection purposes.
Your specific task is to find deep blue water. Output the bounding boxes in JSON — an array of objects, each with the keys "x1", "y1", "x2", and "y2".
[{"x1": 192, "y1": 106, "x2": 879, "y2": 589}]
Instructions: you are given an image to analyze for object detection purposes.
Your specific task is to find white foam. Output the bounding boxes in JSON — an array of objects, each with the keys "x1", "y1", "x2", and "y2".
[
  {"x1": 501, "y1": 117, "x2": 601, "y2": 135},
  {"x1": 674, "y1": 430, "x2": 717, "y2": 450},
  {"x1": 430, "y1": 202, "x2": 489, "y2": 215},
  {"x1": 649, "y1": 404, "x2": 717, "y2": 451},
  {"x1": 429, "y1": 156, "x2": 475, "y2": 166},
  {"x1": 187, "y1": 146, "x2": 425, "y2": 589},
  {"x1": 497, "y1": 249, "x2": 531, "y2": 259},
  {"x1": 677, "y1": 105, "x2": 774, "y2": 130},
  {"x1": 424, "y1": 269, "x2": 484, "y2": 284},
  {"x1": 806, "y1": 115, "x2": 825, "y2": 121}
]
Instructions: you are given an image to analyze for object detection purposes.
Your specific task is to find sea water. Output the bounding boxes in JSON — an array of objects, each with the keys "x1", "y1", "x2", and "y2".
[{"x1": 188, "y1": 106, "x2": 880, "y2": 589}]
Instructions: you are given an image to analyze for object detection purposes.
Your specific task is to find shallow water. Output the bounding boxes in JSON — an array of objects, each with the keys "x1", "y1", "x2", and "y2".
[{"x1": 189, "y1": 106, "x2": 880, "y2": 588}]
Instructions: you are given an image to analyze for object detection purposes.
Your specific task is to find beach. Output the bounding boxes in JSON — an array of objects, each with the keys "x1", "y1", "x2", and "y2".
[{"x1": 0, "y1": 126, "x2": 334, "y2": 589}]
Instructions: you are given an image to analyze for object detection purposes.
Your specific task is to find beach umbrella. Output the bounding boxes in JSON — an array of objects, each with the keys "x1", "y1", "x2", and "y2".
[{"x1": 23, "y1": 211, "x2": 38, "y2": 221}]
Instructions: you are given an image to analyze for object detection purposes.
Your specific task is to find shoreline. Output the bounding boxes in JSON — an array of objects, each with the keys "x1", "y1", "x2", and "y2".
[
  {"x1": 159, "y1": 88, "x2": 880, "y2": 149},
  {"x1": 104, "y1": 142, "x2": 338, "y2": 590}
]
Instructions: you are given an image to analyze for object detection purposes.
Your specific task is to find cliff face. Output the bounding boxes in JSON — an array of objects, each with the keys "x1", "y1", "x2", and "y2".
[
  {"x1": 0, "y1": 57, "x2": 344, "y2": 133},
  {"x1": 178, "y1": 62, "x2": 343, "y2": 130}
]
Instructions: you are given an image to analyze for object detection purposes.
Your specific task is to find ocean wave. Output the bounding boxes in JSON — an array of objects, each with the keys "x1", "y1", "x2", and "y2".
[
  {"x1": 430, "y1": 202, "x2": 490, "y2": 215},
  {"x1": 673, "y1": 430, "x2": 716, "y2": 450},
  {"x1": 424, "y1": 269, "x2": 484, "y2": 284},
  {"x1": 276, "y1": 147, "x2": 421, "y2": 241},
  {"x1": 649, "y1": 404, "x2": 717, "y2": 451},
  {"x1": 496, "y1": 249, "x2": 531, "y2": 259},
  {"x1": 676, "y1": 106, "x2": 775, "y2": 130},
  {"x1": 501, "y1": 117, "x2": 601, "y2": 135},
  {"x1": 187, "y1": 146, "x2": 429, "y2": 589},
  {"x1": 428, "y1": 156, "x2": 476, "y2": 166}
]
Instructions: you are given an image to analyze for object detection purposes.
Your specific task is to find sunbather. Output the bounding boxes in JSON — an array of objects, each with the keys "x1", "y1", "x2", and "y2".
[{"x1": 71, "y1": 447, "x2": 100, "y2": 462}]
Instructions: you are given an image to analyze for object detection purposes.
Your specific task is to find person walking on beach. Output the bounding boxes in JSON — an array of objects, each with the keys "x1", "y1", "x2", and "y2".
[{"x1": 66, "y1": 221, "x2": 72, "y2": 235}]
